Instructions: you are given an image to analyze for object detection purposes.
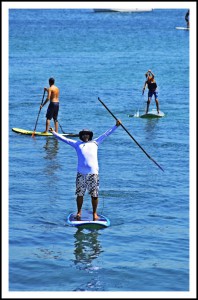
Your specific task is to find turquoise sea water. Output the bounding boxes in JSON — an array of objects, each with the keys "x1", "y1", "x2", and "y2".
[{"x1": 4, "y1": 6, "x2": 196, "y2": 298}]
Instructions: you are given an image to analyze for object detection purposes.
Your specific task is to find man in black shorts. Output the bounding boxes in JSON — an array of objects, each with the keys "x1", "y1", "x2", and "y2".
[
  {"x1": 40, "y1": 77, "x2": 59, "y2": 133},
  {"x1": 142, "y1": 70, "x2": 160, "y2": 114}
]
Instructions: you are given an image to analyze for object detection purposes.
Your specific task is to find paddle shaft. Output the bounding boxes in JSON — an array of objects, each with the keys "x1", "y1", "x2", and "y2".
[
  {"x1": 32, "y1": 90, "x2": 46, "y2": 137},
  {"x1": 98, "y1": 97, "x2": 164, "y2": 172}
]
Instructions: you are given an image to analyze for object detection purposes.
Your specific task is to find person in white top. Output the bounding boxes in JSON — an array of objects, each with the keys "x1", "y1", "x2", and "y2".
[{"x1": 50, "y1": 119, "x2": 121, "y2": 220}]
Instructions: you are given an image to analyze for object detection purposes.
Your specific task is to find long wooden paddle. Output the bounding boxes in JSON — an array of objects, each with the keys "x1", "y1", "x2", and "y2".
[
  {"x1": 98, "y1": 97, "x2": 164, "y2": 172},
  {"x1": 31, "y1": 90, "x2": 46, "y2": 138}
]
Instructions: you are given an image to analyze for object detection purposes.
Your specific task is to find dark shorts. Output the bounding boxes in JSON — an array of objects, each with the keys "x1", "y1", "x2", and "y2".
[
  {"x1": 46, "y1": 102, "x2": 59, "y2": 121},
  {"x1": 148, "y1": 90, "x2": 158, "y2": 100}
]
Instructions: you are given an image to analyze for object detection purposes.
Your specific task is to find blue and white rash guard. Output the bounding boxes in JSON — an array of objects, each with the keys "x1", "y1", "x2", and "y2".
[{"x1": 52, "y1": 125, "x2": 118, "y2": 175}]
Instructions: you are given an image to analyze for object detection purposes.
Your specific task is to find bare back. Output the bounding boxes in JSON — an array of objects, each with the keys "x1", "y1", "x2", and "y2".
[{"x1": 48, "y1": 85, "x2": 59, "y2": 102}]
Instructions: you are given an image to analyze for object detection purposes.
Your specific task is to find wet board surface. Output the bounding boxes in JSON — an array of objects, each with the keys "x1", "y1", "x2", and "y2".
[
  {"x1": 66, "y1": 210, "x2": 110, "y2": 229},
  {"x1": 12, "y1": 128, "x2": 79, "y2": 137}
]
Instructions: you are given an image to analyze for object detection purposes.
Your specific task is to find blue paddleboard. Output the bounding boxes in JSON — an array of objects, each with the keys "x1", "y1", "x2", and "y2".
[{"x1": 66, "y1": 210, "x2": 110, "y2": 229}]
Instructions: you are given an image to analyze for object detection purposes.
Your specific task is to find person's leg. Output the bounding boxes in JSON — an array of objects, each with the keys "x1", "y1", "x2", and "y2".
[
  {"x1": 43, "y1": 119, "x2": 50, "y2": 133},
  {"x1": 54, "y1": 120, "x2": 58, "y2": 133},
  {"x1": 146, "y1": 99, "x2": 150, "y2": 113},
  {"x1": 43, "y1": 103, "x2": 53, "y2": 133},
  {"x1": 76, "y1": 196, "x2": 83, "y2": 219},
  {"x1": 53, "y1": 104, "x2": 59, "y2": 133},
  {"x1": 155, "y1": 99, "x2": 160, "y2": 113},
  {"x1": 75, "y1": 173, "x2": 86, "y2": 219},
  {"x1": 154, "y1": 92, "x2": 160, "y2": 113},
  {"x1": 91, "y1": 197, "x2": 99, "y2": 221},
  {"x1": 87, "y1": 174, "x2": 99, "y2": 221}
]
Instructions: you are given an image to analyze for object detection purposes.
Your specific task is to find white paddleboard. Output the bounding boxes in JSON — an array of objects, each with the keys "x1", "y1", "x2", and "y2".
[
  {"x1": 176, "y1": 27, "x2": 189, "y2": 30},
  {"x1": 140, "y1": 109, "x2": 165, "y2": 118},
  {"x1": 67, "y1": 210, "x2": 110, "y2": 229}
]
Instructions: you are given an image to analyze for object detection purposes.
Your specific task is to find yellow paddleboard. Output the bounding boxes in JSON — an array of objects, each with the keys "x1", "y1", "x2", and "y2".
[{"x1": 12, "y1": 128, "x2": 79, "y2": 137}]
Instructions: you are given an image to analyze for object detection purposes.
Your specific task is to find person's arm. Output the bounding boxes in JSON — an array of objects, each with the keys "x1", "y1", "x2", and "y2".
[
  {"x1": 142, "y1": 81, "x2": 147, "y2": 95},
  {"x1": 49, "y1": 128, "x2": 77, "y2": 147},
  {"x1": 94, "y1": 120, "x2": 121, "y2": 144},
  {"x1": 40, "y1": 88, "x2": 50, "y2": 109},
  {"x1": 148, "y1": 69, "x2": 155, "y2": 77}
]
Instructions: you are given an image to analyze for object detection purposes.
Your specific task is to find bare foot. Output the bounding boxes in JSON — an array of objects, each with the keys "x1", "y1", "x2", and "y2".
[
  {"x1": 74, "y1": 214, "x2": 81, "y2": 220},
  {"x1": 93, "y1": 214, "x2": 99, "y2": 221}
]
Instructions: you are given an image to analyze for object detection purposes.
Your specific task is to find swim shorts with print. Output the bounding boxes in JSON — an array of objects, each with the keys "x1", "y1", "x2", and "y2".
[{"x1": 76, "y1": 172, "x2": 99, "y2": 197}]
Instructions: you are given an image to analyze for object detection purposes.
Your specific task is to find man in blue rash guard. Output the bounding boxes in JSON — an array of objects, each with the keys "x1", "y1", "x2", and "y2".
[{"x1": 50, "y1": 120, "x2": 121, "y2": 221}]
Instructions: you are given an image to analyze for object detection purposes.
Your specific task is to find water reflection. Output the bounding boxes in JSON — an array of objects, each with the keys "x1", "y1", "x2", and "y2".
[
  {"x1": 43, "y1": 137, "x2": 60, "y2": 176},
  {"x1": 144, "y1": 118, "x2": 159, "y2": 142},
  {"x1": 144, "y1": 118, "x2": 159, "y2": 132},
  {"x1": 43, "y1": 137, "x2": 59, "y2": 160},
  {"x1": 73, "y1": 229, "x2": 103, "y2": 272}
]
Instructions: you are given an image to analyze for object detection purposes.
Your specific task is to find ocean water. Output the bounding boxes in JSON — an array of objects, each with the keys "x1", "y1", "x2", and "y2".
[{"x1": 4, "y1": 5, "x2": 195, "y2": 298}]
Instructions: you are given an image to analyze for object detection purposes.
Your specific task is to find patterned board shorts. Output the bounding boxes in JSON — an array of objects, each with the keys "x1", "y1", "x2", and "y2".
[{"x1": 76, "y1": 172, "x2": 99, "y2": 197}]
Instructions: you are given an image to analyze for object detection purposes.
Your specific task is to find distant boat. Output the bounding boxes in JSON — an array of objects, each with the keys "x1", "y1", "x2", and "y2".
[{"x1": 93, "y1": 8, "x2": 153, "y2": 13}]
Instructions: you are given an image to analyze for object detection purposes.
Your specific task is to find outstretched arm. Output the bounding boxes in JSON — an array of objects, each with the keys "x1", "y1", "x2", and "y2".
[
  {"x1": 49, "y1": 128, "x2": 77, "y2": 147},
  {"x1": 94, "y1": 120, "x2": 121, "y2": 144}
]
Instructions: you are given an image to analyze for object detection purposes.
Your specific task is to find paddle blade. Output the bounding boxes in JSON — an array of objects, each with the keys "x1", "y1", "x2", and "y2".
[{"x1": 31, "y1": 131, "x2": 36, "y2": 138}]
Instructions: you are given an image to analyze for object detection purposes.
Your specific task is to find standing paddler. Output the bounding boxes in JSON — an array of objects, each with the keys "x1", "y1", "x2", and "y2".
[
  {"x1": 49, "y1": 120, "x2": 121, "y2": 221},
  {"x1": 40, "y1": 77, "x2": 60, "y2": 133}
]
